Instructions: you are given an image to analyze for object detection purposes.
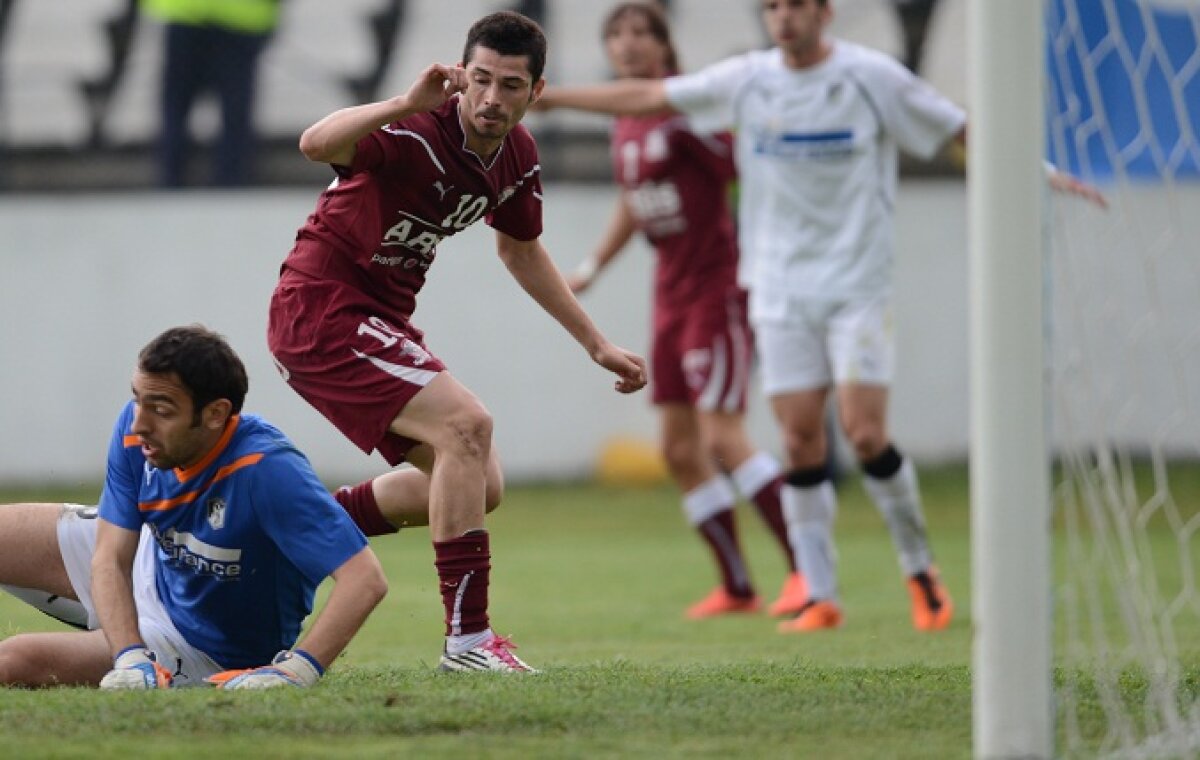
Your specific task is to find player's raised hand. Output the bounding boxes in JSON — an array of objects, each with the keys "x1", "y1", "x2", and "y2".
[
  {"x1": 566, "y1": 272, "x2": 592, "y2": 294},
  {"x1": 403, "y1": 64, "x2": 469, "y2": 114},
  {"x1": 205, "y1": 649, "x2": 323, "y2": 690},
  {"x1": 592, "y1": 342, "x2": 647, "y2": 394},
  {"x1": 1048, "y1": 169, "x2": 1109, "y2": 209},
  {"x1": 99, "y1": 645, "x2": 173, "y2": 689}
]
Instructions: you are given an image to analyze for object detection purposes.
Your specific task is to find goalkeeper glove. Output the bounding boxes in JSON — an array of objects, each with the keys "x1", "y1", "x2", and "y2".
[
  {"x1": 99, "y1": 645, "x2": 173, "y2": 690},
  {"x1": 205, "y1": 649, "x2": 323, "y2": 690}
]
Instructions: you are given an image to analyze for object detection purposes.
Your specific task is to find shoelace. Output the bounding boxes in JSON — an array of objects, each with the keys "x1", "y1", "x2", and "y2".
[{"x1": 482, "y1": 635, "x2": 527, "y2": 669}]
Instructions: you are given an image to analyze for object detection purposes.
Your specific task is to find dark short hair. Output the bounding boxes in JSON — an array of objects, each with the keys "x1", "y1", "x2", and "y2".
[
  {"x1": 462, "y1": 11, "x2": 547, "y2": 82},
  {"x1": 138, "y1": 325, "x2": 249, "y2": 416},
  {"x1": 602, "y1": 2, "x2": 680, "y2": 76}
]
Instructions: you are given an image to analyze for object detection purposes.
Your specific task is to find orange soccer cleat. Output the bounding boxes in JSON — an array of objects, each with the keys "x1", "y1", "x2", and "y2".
[
  {"x1": 908, "y1": 566, "x2": 954, "y2": 631},
  {"x1": 685, "y1": 587, "x2": 762, "y2": 619},
  {"x1": 767, "y1": 572, "x2": 809, "y2": 617},
  {"x1": 777, "y1": 599, "x2": 843, "y2": 633}
]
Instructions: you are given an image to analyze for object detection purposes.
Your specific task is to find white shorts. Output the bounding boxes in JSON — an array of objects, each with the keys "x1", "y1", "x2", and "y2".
[
  {"x1": 754, "y1": 295, "x2": 895, "y2": 396},
  {"x1": 53, "y1": 505, "x2": 223, "y2": 686}
]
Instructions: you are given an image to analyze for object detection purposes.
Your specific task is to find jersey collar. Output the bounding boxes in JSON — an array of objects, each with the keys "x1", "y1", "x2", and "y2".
[{"x1": 173, "y1": 415, "x2": 241, "y2": 483}]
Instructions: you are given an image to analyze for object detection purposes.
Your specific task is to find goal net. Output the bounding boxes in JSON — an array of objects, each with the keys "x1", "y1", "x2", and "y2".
[{"x1": 1045, "y1": 0, "x2": 1200, "y2": 755}]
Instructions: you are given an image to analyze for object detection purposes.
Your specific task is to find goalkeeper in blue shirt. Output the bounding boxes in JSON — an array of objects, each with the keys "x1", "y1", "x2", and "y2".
[{"x1": 0, "y1": 325, "x2": 387, "y2": 688}]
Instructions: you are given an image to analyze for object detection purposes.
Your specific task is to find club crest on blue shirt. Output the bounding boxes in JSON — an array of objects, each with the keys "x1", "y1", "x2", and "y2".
[{"x1": 206, "y1": 497, "x2": 227, "y2": 530}]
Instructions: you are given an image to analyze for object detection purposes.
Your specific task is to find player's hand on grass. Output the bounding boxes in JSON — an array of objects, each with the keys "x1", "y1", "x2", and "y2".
[
  {"x1": 403, "y1": 64, "x2": 468, "y2": 114},
  {"x1": 205, "y1": 649, "x2": 323, "y2": 690},
  {"x1": 593, "y1": 342, "x2": 647, "y2": 394},
  {"x1": 99, "y1": 645, "x2": 172, "y2": 689}
]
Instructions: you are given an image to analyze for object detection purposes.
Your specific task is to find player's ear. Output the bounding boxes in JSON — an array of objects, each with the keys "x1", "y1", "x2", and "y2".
[
  {"x1": 530, "y1": 77, "x2": 546, "y2": 104},
  {"x1": 202, "y1": 399, "x2": 234, "y2": 430}
]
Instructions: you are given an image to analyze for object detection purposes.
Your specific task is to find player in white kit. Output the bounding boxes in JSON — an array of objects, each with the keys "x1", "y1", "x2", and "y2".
[{"x1": 539, "y1": 0, "x2": 1104, "y2": 632}]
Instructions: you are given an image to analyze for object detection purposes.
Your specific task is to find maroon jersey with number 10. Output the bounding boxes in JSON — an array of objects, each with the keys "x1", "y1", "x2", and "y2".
[
  {"x1": 267, "y1": 96, "x2": 543, "y2": 465},
  {"x1": 284, "y1": 95, "x2": 544, "y2": 323}
]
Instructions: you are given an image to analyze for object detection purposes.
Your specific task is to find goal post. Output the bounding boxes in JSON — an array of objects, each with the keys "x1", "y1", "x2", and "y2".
[
  {"x1": 967, "y1": 1, "x2": 1053, "y2": 758},
  {"x1": 972, "y1": 0, "x2": 1200, "y2": 756}
]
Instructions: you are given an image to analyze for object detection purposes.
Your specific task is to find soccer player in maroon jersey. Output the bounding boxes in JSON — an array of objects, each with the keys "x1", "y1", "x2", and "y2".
[
  {"x1": 565, "y1": 3, "x2": 806, "y2": 620},
  {"x1": 267, "y1": 11, "x2": 647, "y2": 673}
]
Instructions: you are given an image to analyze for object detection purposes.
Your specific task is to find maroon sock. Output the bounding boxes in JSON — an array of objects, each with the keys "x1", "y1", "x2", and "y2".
[
  {"x1": 433, "y1": 531, "x2": 491, "y2": 636},
  {"x1": 697, "y1": 510, "x2": 754, "y2": 597},
  {"x1": 750, "y1": 475, "x2": 798, "y2": 572},
  {"x1": 333, "y1": 481, "x2": 398, "y2": 537}
]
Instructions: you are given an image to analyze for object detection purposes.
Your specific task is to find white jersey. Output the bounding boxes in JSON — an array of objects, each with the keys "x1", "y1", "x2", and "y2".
[{"x1": 664, "y1": 40, "x2": 965, "y2": 320}]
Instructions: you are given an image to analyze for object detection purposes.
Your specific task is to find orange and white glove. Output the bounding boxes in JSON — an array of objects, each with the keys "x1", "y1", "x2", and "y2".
[
  {"x1": 99, "y1": 645, "x2": 172, "y2": 690},
  {"x1": 205, "y1": 649, "x2": 323, "y2": 690}
]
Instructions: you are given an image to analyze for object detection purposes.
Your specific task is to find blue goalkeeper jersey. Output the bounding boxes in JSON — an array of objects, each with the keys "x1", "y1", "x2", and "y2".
[{"x1": 98, "y1": 402, "x2": 368, "y2": 668}]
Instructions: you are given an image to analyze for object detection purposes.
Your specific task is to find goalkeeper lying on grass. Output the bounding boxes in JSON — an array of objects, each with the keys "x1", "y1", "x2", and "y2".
[{"x1": 0, "y1": 325, "x2": 387, "y2": 689}]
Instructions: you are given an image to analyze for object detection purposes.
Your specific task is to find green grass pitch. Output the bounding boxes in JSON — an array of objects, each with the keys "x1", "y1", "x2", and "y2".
[{"x1": 0, "y1": 464, "x2": 1195, "y2": 758}]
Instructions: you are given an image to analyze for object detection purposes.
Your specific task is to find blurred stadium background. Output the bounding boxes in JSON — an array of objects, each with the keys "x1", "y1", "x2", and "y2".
[
  {"x1": 0, "y1": 0, "x2": 981, "y2": 488},
  {"x1": 1, "y1": 0, "x2": 966, "y2": 189}
]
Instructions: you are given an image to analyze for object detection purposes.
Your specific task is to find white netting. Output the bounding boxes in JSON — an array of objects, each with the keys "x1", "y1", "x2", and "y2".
[{"x1": 1046, "y1": 0, "x2": 1200, "y2": 756}]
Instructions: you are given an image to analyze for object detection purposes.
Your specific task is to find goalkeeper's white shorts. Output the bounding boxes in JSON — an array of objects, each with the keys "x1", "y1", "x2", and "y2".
[
  {"x1": 753, "y1": 294, "x2": 895, "y2": 396},
  {"x1": 53, "y1": 504, "x2": 223, "y2": 686}
]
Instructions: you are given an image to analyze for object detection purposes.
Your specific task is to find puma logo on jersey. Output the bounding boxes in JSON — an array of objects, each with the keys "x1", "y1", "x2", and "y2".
[{"x1": 433, "y1": 180, "x2": 455, "y2": 200}]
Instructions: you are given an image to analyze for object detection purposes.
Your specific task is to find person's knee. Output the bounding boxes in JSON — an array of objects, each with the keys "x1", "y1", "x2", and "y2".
[
  {"x1": 782, "y1": 425, "x2": 827, "y2": 468},
  {"x1": 707, "y1": 434, "x2": 752, "y2": 471},
  {"x1": 438, "y1": 404, "x2": 494, "y2": 461},
  {"x1": 0, "y1": 635, "x2": 45, "y2": 686},
  {"x1": 660, "y1": 436, "x2": 701, "y2": 480},
  {"x1": 844, "y1": 423, "x2": 887, "y2": 463}
]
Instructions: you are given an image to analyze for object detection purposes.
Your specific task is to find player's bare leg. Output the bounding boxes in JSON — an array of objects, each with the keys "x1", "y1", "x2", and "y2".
[
  {"x1": 771, "y1": 387, "x2": 844, "y2": 633},
  {"x1": 0, "y1": 504, "x2": 76, "y2": 598},
  {"x1": 387, "y1": 372, "x2": 536, "y2": 672},
  {"x1": 339, "y1": 450, "x2": 505, "y2": 532},
  {"x1": 0, "y1": 502, "x2": 96, "y2": 629},
  {"x1": 389, "y1": 373, "x2": 491, "y2": 539},
  {"x1": 661, "y1": 404, "x2": 758, "y2": 618},
  {"x1": 837, "y1": 383, "x2": 951, "y2": 631},
  {"x1": 701, "y1": 412, "x2": 805, "y2": 615},
  {"x1": 0, "y1": 629, "x2": 111, "y2": 687}
]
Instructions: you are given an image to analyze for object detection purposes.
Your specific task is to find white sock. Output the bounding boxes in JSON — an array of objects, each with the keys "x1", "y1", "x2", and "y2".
[
  {"x1": 730, "y1": 451, "x2": 782, "y2": 501},
  {"x1": 446, "y1": 627, "x2": 493, "y2": 655},
  {"x1": 682, "y1": 477, "x2": 737, "y2": 526},
  {"x1": 781, "y1": 481, "x2": 839, "y2": 601},
  {"x1": 862, "y1": 458, "x2": 932, "y2": 576}
]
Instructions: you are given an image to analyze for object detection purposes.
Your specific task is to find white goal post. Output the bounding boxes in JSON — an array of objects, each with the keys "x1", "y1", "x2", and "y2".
[
  {"x1": 968, "y1": 1, "x2": 1053, "y2": 757},
  {"x1": 972, "y1": 1, "x2": 1200, "y2": 757}
]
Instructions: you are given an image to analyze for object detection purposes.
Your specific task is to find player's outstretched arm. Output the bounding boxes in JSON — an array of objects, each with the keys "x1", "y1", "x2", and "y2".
[
  {"x1": 952, "y1": 126, "x2": 1107, "y2": 209},
  {"x1": 538, "y1": 79, "x2": 672, "y2": 117},
  {"x1": 496, "y1": 231, "x2": 647, "y2": 394},
  {"x1": 569, "y1": 193, "x2": 638, "y2": 294},
  {"x1": 207, "y1": 547, "x2": 387, "y2": 690},
  {"x1": 299, "y1": 63, "x2": 468, "y2": 167}
]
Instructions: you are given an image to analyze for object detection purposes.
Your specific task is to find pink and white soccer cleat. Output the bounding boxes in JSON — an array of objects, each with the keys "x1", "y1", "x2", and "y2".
[{"x1": 438, "y1": 634, "x2": 540, "y2": 674}]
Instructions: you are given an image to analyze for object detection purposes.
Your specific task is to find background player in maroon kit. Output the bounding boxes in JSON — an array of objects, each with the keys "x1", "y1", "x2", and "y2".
[
  {"x1": 267, "y1": 12, "x2": 647, "y2": 673},
  {"x1": 567, "y1": 3, "x2": 806, "y2": 620}
]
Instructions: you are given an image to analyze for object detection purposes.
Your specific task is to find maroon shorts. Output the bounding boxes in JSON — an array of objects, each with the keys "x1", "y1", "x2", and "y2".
[
  {"x1": 267, "y1": 269, "x2": 446, "y2": 465},
  {"x1": 651, "y1": 289, "x2": 753, "y2": 413}
]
